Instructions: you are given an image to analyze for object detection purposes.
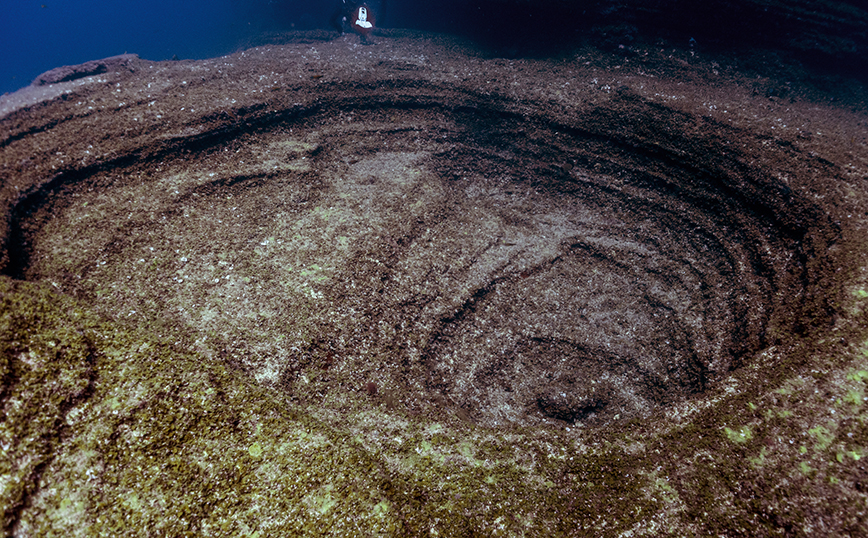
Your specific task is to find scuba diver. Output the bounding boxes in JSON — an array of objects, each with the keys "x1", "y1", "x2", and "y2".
[{"x1": 331, "y1": 0, "x2": 385, "y2": 42}]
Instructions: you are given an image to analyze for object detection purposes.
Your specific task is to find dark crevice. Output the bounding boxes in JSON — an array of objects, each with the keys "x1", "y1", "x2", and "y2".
[{"x1": 537, "y1": 395, "x2": 607, "y2": 424}]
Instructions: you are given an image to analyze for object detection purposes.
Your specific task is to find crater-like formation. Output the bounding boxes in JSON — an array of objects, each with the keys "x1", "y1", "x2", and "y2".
[
  {"x1": 3, "y1": 30, "x2": 868, "y2": 537},
  {"x1": 0, "y1": 36, "x2": 845, "y2": 430}
]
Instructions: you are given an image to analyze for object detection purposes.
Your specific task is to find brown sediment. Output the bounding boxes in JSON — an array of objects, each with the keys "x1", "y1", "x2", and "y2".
[{"x1": 1, "y1": 29, "x2": 867, "y2": 536}]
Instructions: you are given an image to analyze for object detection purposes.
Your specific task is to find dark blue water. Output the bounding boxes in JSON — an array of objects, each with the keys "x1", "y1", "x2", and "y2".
[
  {"x1": 2, "y1": 1, "x2": 865, "y2": 97},
  {"x1": 0, "y1": 1, "x2": 342, "y2": 96},
  {"x1": 0, "y1": 0, "x2": 582, "y2": 97},
  {"x1": 0, "y1": 0, "x2": 597, "y2": 96}
]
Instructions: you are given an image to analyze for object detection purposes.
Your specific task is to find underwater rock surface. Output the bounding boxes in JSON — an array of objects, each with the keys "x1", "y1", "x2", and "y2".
[
  {"x1": 478, "y1": 0, "x2": 868, "y2": 66},
  {"x1": 2, "y1": 30, "x2": 868, "y2": 536}
]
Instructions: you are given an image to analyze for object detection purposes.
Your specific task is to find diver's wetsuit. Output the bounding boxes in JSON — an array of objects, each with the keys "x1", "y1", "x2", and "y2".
[{"x1": 330, "y1": 0, "x2": 386, "y2": 39}]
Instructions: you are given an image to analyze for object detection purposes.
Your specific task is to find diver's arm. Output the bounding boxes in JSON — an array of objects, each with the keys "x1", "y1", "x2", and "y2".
[
  {"x1": 329, "y1": 7, "x2": 344, "y2": 33},
  {"x1": 330, "y1": 0, "x2": 356, "y2": 34}
]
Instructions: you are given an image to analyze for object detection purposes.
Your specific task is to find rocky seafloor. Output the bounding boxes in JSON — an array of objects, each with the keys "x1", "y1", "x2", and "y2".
[{"x1": 2, "y1": 29, "x2": 868, "y2": 536}]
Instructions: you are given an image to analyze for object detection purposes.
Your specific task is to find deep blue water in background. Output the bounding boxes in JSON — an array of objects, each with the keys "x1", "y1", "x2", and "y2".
[
  {"x1": 0, "y1": 0, "x2": 347, "y2": 96},
  {"x1": 0, "y1": 0, "x2": 588, "y2": 97},
  {"x1": 0, "y1": 0, "x2": 466, "y2": 97},
  {"x1": 2, "y1": 1, "x2": 866, "y2": 98}
]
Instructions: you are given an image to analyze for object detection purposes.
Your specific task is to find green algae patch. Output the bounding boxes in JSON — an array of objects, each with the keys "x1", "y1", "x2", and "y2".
[
  {"x1": 3, "y1": 34, "x2": 868, "y2": 536},
  {"x1": 724, "y1": 425, "x2": 754, "y2": 443},
  {"x1": 1, "y1": 277, "x2": 400, "y2": 536},
  {"x1": 0, "y1": 276, "x2": 658, "y2": 537},
  {"x1": 0, "y1": 280, "x2": 96, "y2": 533},
  {"x1": 5, "y1": 268, "x2": 868, "y2": 536},
  {"x1": 248, "y1": 441, "x2": 264, "y2": 458},
  {"x1": 642, "y1": 333, "x2": 868, "y2": 536}
]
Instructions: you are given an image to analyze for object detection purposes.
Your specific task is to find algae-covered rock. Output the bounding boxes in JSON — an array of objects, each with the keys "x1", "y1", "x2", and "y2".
[{"x1": 2, "y1": 30, "x2": 868, "y2": 536}]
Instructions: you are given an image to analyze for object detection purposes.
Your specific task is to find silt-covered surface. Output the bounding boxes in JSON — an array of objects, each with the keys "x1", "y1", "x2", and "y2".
[{"x1": 2, "y1": 30, "x2": 868, "y2": 536}]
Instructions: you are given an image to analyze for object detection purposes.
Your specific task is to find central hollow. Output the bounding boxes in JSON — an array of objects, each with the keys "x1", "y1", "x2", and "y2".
[{"x1": 12, "y1": 100, "x2": 822, "y2": 428}]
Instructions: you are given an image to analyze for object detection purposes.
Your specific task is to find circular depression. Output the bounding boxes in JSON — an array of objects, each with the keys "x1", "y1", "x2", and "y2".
[{"x1": 8, "y1": 89, "x2": 835, "y2": 429}]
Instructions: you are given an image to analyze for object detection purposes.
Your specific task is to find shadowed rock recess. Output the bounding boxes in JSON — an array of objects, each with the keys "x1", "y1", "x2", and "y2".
[{"x1": 2, "y1": 31, "x2": 868, "y2": 536}]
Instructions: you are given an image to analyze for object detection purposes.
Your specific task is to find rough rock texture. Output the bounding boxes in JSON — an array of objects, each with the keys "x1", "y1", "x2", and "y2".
[
  {"x1": 1, "y1": 29, "x2": 868, "y2": 536},
  {"x1": 471, "y1": 0, "x2": 868, "y2": 74},
  {"x1": 32, "y1": 54, "x2": 140, "y2": 86}
]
